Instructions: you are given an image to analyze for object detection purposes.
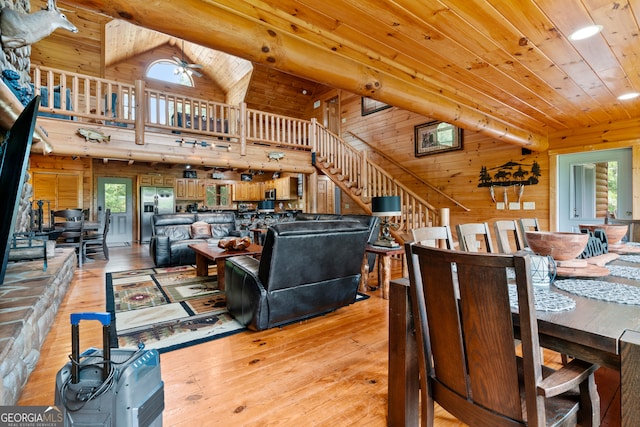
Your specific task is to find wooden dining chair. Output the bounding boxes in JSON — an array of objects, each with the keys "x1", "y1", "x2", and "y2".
[
  {"x1": 52, "y1": 209, "x2": 85, "y2": 267},
  {"x1": 410, "y1": 225, "x2": 454, "y2": 249},
  {"x1": 405, "y1": 243, "x2": 600, "y2": 426},
  {"x1": 83, "y1": 208, "x2": 110, "y2": 260},
  {"x1": 494, "y1": 219, "x2": 524, "y2": 253},
  {"x1": 518, "y1": 217, "x2": 540, "y2": 248},
  {"x1": 455, "y1": 222, "x2": 495, "y2": 252}
]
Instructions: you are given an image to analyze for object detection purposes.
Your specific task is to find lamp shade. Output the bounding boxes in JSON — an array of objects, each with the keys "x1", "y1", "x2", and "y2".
[
  {"x1": 257, "y1": 200, "x2": 275, "y2": 212},
  {"x1": 371, "y1": 196, "x2": 401, "y2": 216}
]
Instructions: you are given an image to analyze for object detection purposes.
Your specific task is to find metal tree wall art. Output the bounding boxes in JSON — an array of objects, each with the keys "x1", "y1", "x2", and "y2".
[{"x1": 478, "y1": 160, "x2": 541, "y2": 204}]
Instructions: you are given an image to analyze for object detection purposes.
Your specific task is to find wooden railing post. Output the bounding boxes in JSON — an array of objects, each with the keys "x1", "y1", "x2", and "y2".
[
  {"x1": 240, "y1": 102, "x2": 247, "y2": 156},
  {"x1": 134, "y1": 79, "x2": 145, "y2": 145},
  {"x1": 310, "y1": 118, "x2": 317, "y2": 153}
]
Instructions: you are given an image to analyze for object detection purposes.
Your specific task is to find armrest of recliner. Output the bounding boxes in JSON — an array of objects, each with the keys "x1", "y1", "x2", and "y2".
[
  {"x1": 150, "y1": 235, "x2": 171, "y2": 267},
  {"x1": 225, "y1": 256, "x2": 269, "y2": 331}
]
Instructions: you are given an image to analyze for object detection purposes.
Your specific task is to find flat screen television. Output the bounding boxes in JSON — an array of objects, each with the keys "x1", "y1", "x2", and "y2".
[{"x1": 0, "y1": 96, "x2": 40, "y2": 283}]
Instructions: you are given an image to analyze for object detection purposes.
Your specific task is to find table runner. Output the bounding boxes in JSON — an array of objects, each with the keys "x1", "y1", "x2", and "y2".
[
  {"x1": 554, "y1": 278, "x2": 640, "y2": 305},
  {"x1": 608, "y1": 265, "x2": 640, "y2": 281},
  {"x1": 508, "y1": 284, "x2": 575, "y2": 312}
]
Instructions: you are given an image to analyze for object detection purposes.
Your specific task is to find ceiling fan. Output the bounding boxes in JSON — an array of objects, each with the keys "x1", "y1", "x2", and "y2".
[{"x1": 172, "y1": 40, "x2": 203, "y2": 78}]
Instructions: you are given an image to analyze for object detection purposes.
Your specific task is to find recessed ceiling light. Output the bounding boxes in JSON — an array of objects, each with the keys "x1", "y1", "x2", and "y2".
[
  {"x1": 569, "y1": 25, "x2": 603, "y2": 41},
  {"x1": 617, "y1": 92, "x2": 640, "y2": 101}
]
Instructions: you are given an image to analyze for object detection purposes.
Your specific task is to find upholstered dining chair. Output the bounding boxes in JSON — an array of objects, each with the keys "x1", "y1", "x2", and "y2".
[
  {"x1": 410, "y1": 225, "x2": 454, "y2": 249},
  {"x1": 405, "y1": 243, "x2": 600, "y2": 426},
  {"x1": 494, "y1": 219, "x2": 524, "y2": 253},
  {"x1": 455, "y1": 222, "x2": 495, "y2": 252},
  {"x1": 52, "y1": 209, "x2": 85, "y2": 267},
  {"x1": 83, "y1": 208, "x2": 110, "y2": 261}
]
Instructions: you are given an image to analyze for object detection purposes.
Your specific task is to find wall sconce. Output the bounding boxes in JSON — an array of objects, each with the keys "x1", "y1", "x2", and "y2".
[{"x1": 371, "y1": 196, "x2": 402, "y2": 247}]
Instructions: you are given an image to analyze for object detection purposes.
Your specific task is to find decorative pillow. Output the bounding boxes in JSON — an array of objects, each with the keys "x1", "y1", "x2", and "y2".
[{"x1": 190, "y1": 221, "x2": 212, "y2": 239}]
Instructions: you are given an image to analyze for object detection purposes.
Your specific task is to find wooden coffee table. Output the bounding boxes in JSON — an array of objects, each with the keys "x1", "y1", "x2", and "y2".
[{"x1": 188, "y1": 242, "x2": 262, "y2": 290}]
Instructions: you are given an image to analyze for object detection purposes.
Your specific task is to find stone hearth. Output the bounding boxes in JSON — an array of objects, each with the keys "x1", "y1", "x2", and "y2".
[{"x1": 0, "y1": 248, "x2": 75, "y2": 405}]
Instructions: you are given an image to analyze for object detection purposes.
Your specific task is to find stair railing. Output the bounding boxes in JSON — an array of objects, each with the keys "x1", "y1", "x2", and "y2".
[{"x1": 312, "y1": 120, "x2": 440, "y2": 234}]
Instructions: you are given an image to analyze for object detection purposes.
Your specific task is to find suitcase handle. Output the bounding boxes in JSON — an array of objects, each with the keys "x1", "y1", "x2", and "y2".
[
  {"x1": 70, "y1": 312, "x2": 112, "y2": 384},
  {"x1": 71, "y1": 312, "x2": 111, "y2": 326}
]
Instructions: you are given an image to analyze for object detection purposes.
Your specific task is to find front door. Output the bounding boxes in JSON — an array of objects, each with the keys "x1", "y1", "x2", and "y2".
[{"x1": 97, "y1": 177, "x2": 133, "y2": 244}]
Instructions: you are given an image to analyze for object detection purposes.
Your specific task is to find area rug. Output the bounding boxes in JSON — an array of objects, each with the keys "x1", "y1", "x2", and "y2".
[
  {"x1": 106, "y1": 265, "x2": 246, "y2": 354},
  {"x1": 106, "y1": 266, "x2": 370, "y2": 354}
]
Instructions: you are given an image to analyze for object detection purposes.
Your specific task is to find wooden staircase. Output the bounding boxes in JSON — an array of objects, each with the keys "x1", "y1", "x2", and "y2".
[{"x1": 311, "y1": 120, "x2": 450, "y2": 241}]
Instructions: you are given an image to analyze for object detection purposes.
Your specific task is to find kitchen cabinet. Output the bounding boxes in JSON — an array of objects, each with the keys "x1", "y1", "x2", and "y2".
[
  {"x1": 233, "y1": 182, "x2": 264, "y2": 201},
  {"x1": 139, "y1": 175, "x2": 174, "y2": 187},
  {"x1": 206, "y1": 182, "x2": 233, "y2": 207},
  {"x1": 273, "y1": 176, "x2": 298, "y2": 200},
  {"x1": 175, "y1": 178, "x2": 201, "y2": 199}
]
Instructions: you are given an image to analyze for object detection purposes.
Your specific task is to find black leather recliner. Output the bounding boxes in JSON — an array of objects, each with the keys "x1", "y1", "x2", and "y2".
[
  {"x1": 295, "y1": 213, "x2": 380, "y2": 272},
  {"x1": 225, "y1": 220, "x2": 370, "y2": 331}
]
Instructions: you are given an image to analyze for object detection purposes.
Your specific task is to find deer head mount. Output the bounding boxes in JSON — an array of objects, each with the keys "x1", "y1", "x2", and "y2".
[{"x1": 0, "y1": 0, "x2": 78, "y2": 50}]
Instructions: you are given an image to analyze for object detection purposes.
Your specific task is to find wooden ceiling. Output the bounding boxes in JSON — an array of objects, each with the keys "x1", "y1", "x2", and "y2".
[
  {"x1": 59, "y1": 1, "x2": 640, "y2": 150},
  {"x1": 102, "y1": 20, "x2": 254, "y2": 96}
]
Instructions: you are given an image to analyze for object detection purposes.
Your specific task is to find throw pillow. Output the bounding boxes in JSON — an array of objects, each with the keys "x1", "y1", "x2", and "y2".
[{"x1": 190, "y1": 221, "x2": 212, "y2": 239}]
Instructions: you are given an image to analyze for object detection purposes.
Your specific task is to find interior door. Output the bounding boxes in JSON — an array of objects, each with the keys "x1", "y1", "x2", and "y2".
[
  {"x1": 558, "y1": 148, "x2": 632, "y2": 232},
  {"x1": 316, "y1": 175, "x2": 335, "y2": 214},
  {"x1": 324, "y1": 96, "x2": 340, "y2": 135},
  {"x1": 97, "y1": 177, "x2": 133, "y2": 244}
]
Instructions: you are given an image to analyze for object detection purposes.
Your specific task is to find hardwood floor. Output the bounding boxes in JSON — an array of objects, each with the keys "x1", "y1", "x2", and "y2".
[{"x1": 17, "y1": 244, "x2": 620, "y2": 426}]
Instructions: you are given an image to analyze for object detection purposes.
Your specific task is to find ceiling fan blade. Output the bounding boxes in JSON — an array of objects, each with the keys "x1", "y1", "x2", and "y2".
[
  {"x1": 172, "y1": 56, "x2": 184, "y2": 65},
  {"x1": 190, "y1": 69, "x2": 203, "y2": 78},
  {"x1": 188, "y1": 63, "x2": 204, "y2": 69}
]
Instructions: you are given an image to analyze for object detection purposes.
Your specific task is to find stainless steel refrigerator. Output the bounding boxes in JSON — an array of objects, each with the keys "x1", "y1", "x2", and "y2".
[{"x1": 140, "y1": 186, "x2": 175, "y2": 243}]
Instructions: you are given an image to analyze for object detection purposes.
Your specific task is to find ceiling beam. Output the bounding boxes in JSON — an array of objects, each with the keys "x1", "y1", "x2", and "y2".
[{"x1": 64, "y1": 0, "x2": 548, "y2": 151}]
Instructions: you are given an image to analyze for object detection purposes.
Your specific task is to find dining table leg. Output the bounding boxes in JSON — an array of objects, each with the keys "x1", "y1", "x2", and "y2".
[{"x1": 620, "y1": 330, "x2": 640, "y2": 427}]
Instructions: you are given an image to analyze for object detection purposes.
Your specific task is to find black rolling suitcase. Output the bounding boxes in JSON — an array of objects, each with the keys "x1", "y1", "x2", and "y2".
[{"x1": 55, "y1": 312, "x2": 164, "y2": 426}]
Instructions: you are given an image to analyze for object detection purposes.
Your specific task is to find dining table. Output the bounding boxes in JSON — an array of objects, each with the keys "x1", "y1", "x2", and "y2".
[{"x1": 388, "y1": 251, "x2": 640, "y2": 427}]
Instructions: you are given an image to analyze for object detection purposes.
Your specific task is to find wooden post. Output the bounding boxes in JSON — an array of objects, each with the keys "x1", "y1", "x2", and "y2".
[
  {"x1": 134, "y1": 79, "x2": 145, "y2": 145},
  {"x1": 240, "y1": 102, "x2": 247, "y2": 156}
]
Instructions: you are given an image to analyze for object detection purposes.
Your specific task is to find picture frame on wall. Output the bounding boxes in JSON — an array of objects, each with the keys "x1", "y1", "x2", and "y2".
[
  {"x1": 414, "y1": 121, "x2": 463, "y2": 157},
  {"x1": 361, "y1": 97, "x2": 392, "y2": 116}
]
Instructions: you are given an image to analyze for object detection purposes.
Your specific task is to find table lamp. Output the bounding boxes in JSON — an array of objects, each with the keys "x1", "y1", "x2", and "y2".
[{"x1": 371, "y1": 196, "x2": 402, "y2": 247}]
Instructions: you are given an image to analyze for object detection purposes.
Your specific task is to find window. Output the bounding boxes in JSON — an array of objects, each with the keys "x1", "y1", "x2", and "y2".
[
  {"x1": 105, "y1": 183, "x2": 127, "y2": 213},
  {"x1": 146, "y1": 60, "x2": 194, "y2": 87}
]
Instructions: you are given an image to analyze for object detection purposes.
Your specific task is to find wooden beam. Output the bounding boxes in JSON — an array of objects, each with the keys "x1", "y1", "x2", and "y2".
[{"x1": 63, "y1": 0, "x2": 548, "y2": 151}]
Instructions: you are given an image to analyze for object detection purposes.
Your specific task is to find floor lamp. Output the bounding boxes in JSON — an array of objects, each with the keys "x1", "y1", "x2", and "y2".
[{"x1": 371, "y1": 196, "x2": 402, "y2": 248}]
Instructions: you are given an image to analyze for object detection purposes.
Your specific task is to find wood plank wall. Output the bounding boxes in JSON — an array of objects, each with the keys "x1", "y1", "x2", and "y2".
[{"x1": 337, "y1": 90, "x2": 551, "y2": 232}]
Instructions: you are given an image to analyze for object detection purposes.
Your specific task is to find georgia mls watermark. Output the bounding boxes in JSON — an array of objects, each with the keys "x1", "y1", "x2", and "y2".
[{"x1": 0, "y1": 406, "x2": 63, "y2": 427}]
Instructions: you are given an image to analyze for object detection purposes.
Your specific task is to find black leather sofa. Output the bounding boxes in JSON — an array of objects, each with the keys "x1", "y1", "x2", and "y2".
[
  {"x1": 225, "y1": 220, "x2": 370, "y2": 331},
  {"x1": 149, "y1": 212, "x2": 247, "y2": 267}
]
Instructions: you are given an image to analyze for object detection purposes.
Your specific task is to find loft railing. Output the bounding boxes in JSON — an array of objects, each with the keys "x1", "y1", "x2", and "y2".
[
  {"x1": 31, "y1": 65, "x2": 312, "y2": 150},
  {"x1": 31, "y1": 65, "x2": 441, "y2": 231}
]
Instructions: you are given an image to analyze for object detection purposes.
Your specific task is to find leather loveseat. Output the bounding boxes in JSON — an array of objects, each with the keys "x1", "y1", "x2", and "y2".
[
  {"x1": 149, "y1": 212, "x2": 247, "y2": 267},
  {"x1": 225, "y1": 220, "x2": 370, "y2": 331}
]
